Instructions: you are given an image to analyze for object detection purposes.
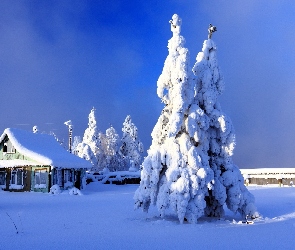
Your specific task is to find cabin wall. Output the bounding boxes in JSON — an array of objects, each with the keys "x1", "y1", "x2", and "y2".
[
  {"x1": 51, "y1": 168, "x2": 86, "y2": 190},
  {"x1": 0, "y1": 135, "x2": 36, "y2": 162},
  {"x1": 0, "y1": 168, "x2": 7, "y2": 189},
  {"x1": 0, "y1": 134, "x2": 88, "y2": 193},
  {"x1": 1, "y1": 167, "x2": 86, "y2": 192},
  {"x1": 0, "y1": 166, "x2": 54, "y2": 193},
  {"x1": 246, "y1": 177, "x2": 295, "y2": 186},
  {"x1": 0, "y1": 167, "x2": 32, "y2": 192}
]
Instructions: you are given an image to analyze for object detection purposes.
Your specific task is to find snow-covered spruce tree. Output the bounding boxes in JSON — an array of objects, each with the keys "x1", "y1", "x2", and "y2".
[
  {"x1": 134, "y1": 14, "x2": 215, "y2": 224},
  {"x1": 72, "y1": 136, "x2": 82, "y2": 155},
  {"x1": 76, "y1": 142, "x2": 96, "y2": 167},
  {"x1": 104, "y1": 126, "x2": 122, "y2": 172},
  {"x1": 192, "y1": 33, "x2": 258, "y2": 219},
  {"x1": 76, "y1": 108, "x2": 103, "y2": 170},
  {"x1": 120, "y1": 115, "x2": 144, "y2": 171},
  {"x1": 134, "y1": 15, "x2": 258, "y2": 224}
]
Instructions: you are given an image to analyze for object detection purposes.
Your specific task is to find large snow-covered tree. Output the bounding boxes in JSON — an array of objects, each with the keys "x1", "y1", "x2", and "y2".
[
  {"x1": 192, "y1": 38, "x2": 257, "y2": 219},
  {"x1": 120, "y1": 115, "x2": 144, "y2": 171},
  {"x1": 134, "y1": 15, "x2": 258, "y2": 224},
  {"x1": 134, "y1": 14, "x2": 211, "y2": 223}
]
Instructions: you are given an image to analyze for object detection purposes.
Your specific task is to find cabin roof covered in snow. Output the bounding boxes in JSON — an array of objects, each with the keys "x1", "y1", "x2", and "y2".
[
  {"x1": 240, "y1": 168, "x2": 295, "y2": 179},
  {"x1": 240, "y1": 168, "x2": 295, "y2": 175},
  {"x1": 0, "y1": 128, "x2": 92, "y2": 169}
]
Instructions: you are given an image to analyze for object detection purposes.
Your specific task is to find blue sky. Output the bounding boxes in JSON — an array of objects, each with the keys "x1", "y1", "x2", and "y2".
[{"x1": 1, "y1": 0, "x2": 295, "y2": 169}]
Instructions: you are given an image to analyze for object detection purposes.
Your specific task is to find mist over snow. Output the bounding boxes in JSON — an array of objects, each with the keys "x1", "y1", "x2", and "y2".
[{"x1": 1, "y1": 1, "x2": 295, "y2": 169}]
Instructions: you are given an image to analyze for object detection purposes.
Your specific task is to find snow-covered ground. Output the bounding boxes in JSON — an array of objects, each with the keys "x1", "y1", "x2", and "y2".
[{"x1": 1, "y1": 184, "x2": 294, "y2": 249}]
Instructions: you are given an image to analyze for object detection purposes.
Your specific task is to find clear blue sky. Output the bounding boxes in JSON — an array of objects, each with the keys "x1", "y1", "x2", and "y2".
[{"x1": 1, "y1": 0, "x2": 295, "y2": 169}]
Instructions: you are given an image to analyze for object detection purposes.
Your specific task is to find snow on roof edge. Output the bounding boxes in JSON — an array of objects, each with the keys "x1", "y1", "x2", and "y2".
[
  {"x1": 0, "y1": 128, "x2": 91, "y2": 169},
  {"x1": 0, "y1": 160, "x2": 41, "y2": 168},
  {"x1": 240, "y1": 168, "x2": 295, "y2": 175},
  {"x1": 3, "y1": 128, "x2": 52, "y2": 165}
]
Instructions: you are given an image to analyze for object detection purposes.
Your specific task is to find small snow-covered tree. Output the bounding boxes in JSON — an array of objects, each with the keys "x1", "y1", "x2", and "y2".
[
  {"x1": 72, "y1": 136, "x2": 82, "y2": 155},
  {"x1": 76, "y1": 142, "x2": 96, "y2": 166},
  {"x1": 134, "y1": 15, "x2": 258, "y2": 224},
  {"x1": 82, "y1": 108, "x2": 100, "y2": 152},
  {"x1": 98, "y1": 132, "x2": 107, "y2": 169},
  {"x1": 120, "y1": 115, "x2": 144, "y2": 171},
  {"x1": 76, "y1": 108, "x2": 103, "y2": 170},
  {"x1": 192, "y1": 35, "x2": 257, "y2": 219},
  {"x1": 103, "y1": 126, "x2": 122, "y2": 171}
]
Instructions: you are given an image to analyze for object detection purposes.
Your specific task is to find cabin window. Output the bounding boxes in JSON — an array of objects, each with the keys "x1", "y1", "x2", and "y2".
[
  {"x1": 3, "y1": 141, "x2": 16, "y2": 153},
  {"x1": 0, "y1": 171, "x2": 6, "y2": 187},
  {"x1": 34, "y1": 169, "x2": 47, "y2": 189},
  {"x1": 64, "y1": 169, "x2": 73, "y2": 188},
  {"x1": 10, "y1": 169, "x2": 24, "y2": 189},
  {"x1": 53, "y1": 169, "x2": 63, "y2": 187},
  {"x1": 64, "y1": 169, "x2": 72, "y2": 182}
]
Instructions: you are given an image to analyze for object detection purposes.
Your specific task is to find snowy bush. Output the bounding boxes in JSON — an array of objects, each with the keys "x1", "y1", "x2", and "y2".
[
  {"x1": 134, "y1": 14, "x2": 258, "y2": 224},
  {"x1": 102, "y1": 167, "x2": 110, "y2": 175},
  {"x1": 68, "y1": 187, "x2": 83, "y2": 195},
  {"x1": 50, "y1": 184, "x2": 61, "y2": 195},
  {"x1": 64, "y1": 181, "x2": 74, "y2": 189}
]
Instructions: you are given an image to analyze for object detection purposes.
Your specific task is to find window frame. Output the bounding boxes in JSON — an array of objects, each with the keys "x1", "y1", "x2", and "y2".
[
  {"x1": 34, "y1": 168, "x2": 48, "y2": 189},
  {"x1": 0, "y1": 170, "x2": 6, "y2": 188},
  {"x1": 10, "y1": 168, "x2": 24, "y2": 189}
]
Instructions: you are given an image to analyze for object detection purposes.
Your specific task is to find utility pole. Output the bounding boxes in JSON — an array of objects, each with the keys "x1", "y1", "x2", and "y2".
[{"x1": 64, "y1": 120, "x2": 73, "y2": 153}]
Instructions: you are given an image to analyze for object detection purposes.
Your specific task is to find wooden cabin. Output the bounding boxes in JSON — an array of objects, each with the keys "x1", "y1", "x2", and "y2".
[
  {"x1": 0, "y1": 128, "x2": 92, "y2": 193},
  {"x1": 240, "y1": 168, "x2": 295, "y2": 186}
]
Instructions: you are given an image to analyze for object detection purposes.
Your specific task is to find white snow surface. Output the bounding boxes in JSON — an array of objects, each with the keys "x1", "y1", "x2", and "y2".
[
  {"x1": 0, "y1": 128, "x2": 92, "y2": 169},
  {"x1": 0, "y1": 184, "x2": 294, "y2": 249}
]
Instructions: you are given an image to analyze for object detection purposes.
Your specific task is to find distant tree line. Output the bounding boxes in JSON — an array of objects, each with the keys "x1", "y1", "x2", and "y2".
[{"x1": 73, "y1": 108, "x2": 144, "y2": 172}]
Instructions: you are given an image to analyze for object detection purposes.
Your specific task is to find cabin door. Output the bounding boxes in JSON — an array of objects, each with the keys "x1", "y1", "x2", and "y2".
[{"x1": 75, "y1": 171, "x2": 81, "y2": 189}]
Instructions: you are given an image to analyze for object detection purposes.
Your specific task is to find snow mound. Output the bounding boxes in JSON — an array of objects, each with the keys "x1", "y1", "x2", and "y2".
[
  {"x1": 68, "y1": 187, "x2": 83, "y2": 195},
  {"x1": 50, "y1": 184, "x2": 61, "y2": 195}
]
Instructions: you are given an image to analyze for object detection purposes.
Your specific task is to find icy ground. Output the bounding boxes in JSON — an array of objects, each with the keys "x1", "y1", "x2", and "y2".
[{"x1": 1, "y1": 184, "x2": 295, "y2": 249}]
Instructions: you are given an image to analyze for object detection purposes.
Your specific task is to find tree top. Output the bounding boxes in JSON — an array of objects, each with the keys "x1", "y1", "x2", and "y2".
[
  {"x1": 208, "y1": 24, "x2": 217, "y2": 39},
  {"x1": 169, "y1": 14, "x2": 182, "y2": 35}
]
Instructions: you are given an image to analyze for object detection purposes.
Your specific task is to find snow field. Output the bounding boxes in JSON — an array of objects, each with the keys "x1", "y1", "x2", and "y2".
[{"x1": 0, "y1": 184, "x2": 295, "y2": 249}]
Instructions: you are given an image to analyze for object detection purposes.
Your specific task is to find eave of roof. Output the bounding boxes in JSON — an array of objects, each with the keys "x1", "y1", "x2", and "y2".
[{"x1": 0, "y1": 128, "x2": 92, "y2": 169}]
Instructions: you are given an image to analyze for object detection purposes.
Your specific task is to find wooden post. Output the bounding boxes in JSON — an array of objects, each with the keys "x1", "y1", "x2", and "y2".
[
  {"x1": 69, "y1": 126, "x2": 72, "y2": 153},
  {"x1": 64, "y1": 120, "x2": 73, "y2": 153},
  {"x1": 278, "y1": 179, "x2": 282, "y2": 187}
]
